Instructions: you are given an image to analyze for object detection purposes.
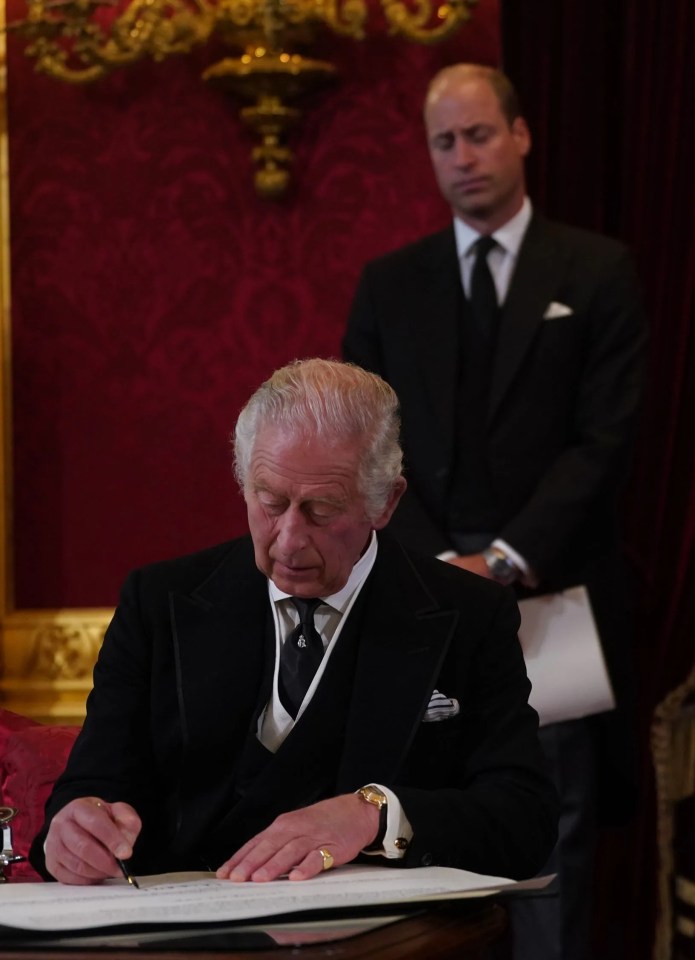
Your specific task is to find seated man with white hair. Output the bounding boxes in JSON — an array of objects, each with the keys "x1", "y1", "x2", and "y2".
[{"x1": 31, "y1": 358, "x2": 557, "y2": 885}]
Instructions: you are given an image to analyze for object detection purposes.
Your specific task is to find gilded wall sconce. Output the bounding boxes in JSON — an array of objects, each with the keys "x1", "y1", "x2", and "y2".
[{"x1": 8, "y1": 0, "x2": 478, "y2": 197}]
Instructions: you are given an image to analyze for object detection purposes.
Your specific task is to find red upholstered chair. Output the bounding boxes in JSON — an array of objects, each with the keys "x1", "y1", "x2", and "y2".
[{"x1": 0, "y1": 708, "x2": 80, "y2": 880}]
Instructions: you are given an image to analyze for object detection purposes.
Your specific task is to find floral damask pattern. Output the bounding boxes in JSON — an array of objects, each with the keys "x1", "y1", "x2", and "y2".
[{"x1": 6, "y1": 0, "x2": 500, "y2": 607}]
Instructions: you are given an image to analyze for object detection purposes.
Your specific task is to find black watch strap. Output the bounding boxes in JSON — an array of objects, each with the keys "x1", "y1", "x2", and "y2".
[{"x1": 357, "y1": 785, "x2": 388, "y2": 851}]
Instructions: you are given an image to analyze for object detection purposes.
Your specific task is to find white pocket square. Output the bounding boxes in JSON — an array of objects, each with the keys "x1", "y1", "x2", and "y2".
[
  {"x1": 543, "y1": 301, "x2": 574, "y2": 320},
  {"x1": 423, "y1": 689, "x2": 460, "y2": 723}
]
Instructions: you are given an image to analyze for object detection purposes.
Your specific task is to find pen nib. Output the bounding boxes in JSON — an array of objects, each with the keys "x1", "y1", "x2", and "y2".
[{"x1": 117, "y1": 858, "x2": 140, "y2": 889}]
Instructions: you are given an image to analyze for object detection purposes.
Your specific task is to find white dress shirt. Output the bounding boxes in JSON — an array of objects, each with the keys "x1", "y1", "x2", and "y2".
[{"x1": 454, "y1": 196, "x2": 532, "y2": 304}]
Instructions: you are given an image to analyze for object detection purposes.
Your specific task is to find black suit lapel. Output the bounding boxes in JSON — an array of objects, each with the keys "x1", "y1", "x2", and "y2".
[
  {"x1": 489, "y1": 216, "x2": 563, "y2": 421},
  {"x1": 337, "y1": 536, "x2": 459, "y2": 790},
  {"x1": 170, "y1": 538, "x2": 269, "y2": 752},
  {"x1": 414, "y1": 229, "x2": 462, "y2": 460}
]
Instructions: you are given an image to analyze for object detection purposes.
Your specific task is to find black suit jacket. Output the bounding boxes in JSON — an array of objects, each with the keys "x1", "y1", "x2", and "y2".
[
  {"x1": 343, "y1": 215, "x2": 646, "y2": 705},
  {"x1": 31, "y1": 534, "x2": 557, "y2": 881}
]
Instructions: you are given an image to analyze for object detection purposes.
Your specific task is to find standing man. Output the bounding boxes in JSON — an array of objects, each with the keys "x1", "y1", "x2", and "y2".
[
  {"x1": 31, "y1": 359, "x2": 557, "y2": 889},
  {"x1": 343, "y1": 64, "x2": 646, "y2": 960}
]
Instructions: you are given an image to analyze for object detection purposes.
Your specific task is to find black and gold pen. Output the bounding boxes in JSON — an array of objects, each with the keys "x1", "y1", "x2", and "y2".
[
  {"x1": 116, "y1": 857, "x2": 140, "y2": 889},
  {"x1": 93, "y1": 801, "x2": 140, "y2": 889}
]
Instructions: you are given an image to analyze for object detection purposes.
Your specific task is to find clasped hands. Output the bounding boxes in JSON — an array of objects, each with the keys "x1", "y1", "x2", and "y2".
[{"x1": 44, "y1": 793, "x2": 380, "y2": 885}]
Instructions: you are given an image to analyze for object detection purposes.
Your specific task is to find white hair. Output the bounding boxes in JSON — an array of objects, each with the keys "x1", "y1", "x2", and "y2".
[{"x1": 234, "y1": 359, "x2": 403, "y2": 520}]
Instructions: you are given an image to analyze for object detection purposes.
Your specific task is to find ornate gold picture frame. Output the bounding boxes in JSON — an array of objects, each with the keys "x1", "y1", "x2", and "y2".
[{"x1": 0, "y1": 7, "x2": 110, "y2": 724}]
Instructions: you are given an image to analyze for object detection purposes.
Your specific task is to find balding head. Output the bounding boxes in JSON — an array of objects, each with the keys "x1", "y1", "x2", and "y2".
[{"x1": 425, "y1": 64, "x2": 522, "y2": 128}]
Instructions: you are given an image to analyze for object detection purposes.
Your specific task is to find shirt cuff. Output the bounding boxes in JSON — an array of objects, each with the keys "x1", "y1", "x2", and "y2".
[
  {"x1": 436, "y1": 550, "x2": 458, "y2": 562},
  {"x1": 360, "y1": 784, "x2": 413, "y2": 860}
]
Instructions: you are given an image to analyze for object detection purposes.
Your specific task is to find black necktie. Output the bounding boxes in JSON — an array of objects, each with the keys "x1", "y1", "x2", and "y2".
[
  {"x1": 469, "y1": 235, "x2": 498, "y2": 339},
  {"x1": 278, "y1": 597, "x2": 324, "y2": 719}
]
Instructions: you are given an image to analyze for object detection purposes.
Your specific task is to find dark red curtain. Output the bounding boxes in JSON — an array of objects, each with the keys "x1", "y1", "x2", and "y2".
[{"x1": 501, "y1": 2, "x2": 695, "y2": 957}]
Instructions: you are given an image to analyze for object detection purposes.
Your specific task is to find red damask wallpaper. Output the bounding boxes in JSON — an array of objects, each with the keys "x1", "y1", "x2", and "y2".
[{"x1": 6, "y1": 0, "x2": 499, "y2": 607}]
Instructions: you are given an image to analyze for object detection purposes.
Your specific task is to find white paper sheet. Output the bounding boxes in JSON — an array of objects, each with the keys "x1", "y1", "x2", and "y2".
[
  {"x1": 518, "y1": 586, "x2": 616, "y2": 726},
  {"x1": 0, "y1": 866, "x2": 553, "y2": 933}
]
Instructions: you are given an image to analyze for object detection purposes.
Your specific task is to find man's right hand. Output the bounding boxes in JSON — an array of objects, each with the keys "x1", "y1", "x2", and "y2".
[{"x1": 44, "y1": 797, "x2": 141, "y2": 885}]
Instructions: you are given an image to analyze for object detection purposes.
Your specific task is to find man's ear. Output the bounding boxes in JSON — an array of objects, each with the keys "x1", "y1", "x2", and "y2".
[
  {"x1": 372, "y1": 477, "x2": 407, "y2": 531},
  {"x1": 512, "y1": 116, "x2": 531, "y2": 158}
]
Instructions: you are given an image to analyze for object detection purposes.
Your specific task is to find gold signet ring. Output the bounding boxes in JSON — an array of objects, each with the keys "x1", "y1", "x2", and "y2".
[{"x1": 319, "y1": 847, "x2": 334, "y2": 871}]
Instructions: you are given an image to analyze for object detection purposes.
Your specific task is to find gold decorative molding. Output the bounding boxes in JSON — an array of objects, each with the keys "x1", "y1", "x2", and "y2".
[
  {"x1": 0, "y1": 4, "x2": 110, "y2": 725},
  {"x1": 1, "y1": 611, "x2": 111, "y2": 723},
  {"x1": 29, "y1": 622, "x2": 104, "y2": 682}
]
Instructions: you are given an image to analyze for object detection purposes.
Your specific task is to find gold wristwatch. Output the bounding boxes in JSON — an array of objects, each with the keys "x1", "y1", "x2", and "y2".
[{"x1": 357, "y1": 784, "x2": 388, "y2": 850}]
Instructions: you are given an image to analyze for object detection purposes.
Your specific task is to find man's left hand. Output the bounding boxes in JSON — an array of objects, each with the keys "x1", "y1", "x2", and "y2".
[{"x1": 216, "y1": 793, "x2": 380, "y2": 882}]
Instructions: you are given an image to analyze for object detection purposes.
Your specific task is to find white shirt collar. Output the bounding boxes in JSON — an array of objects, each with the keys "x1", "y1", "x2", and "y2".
[
  {"x1": 268, "y1": 530, "x2": 378, "y2": 614},
  {"x1": 454, "y1": 196, "x2": 533, "y2": 259}
]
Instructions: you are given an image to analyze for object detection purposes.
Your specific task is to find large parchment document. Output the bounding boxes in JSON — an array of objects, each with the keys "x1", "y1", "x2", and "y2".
[
  {"x1": 518, "y1": 586, "x2": 616, "y2": 726},
  {"x1": 0, "y1": 866, "x2": 553, "y2": 934}
]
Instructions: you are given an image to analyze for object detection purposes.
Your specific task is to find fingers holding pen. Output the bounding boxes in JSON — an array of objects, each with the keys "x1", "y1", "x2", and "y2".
[
  {"x1": 96, "y1": 800, "x2": 141, "y2": 853},
  {"x1": 45, "y1": 796, "x2": 141, "y2": 885}
]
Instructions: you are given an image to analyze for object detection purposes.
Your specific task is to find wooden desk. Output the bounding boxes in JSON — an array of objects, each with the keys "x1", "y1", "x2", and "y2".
[{"x1": 0, "y1": 902, "x2": 508, "y2": 960}]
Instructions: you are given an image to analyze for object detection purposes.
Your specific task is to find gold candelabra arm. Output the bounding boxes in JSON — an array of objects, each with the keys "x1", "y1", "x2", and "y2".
[
  {"x1": 25, "y1": 34, "x2": 106, "y2": 82},
  {"x1": 382, "y1": 0, "x2": 477, "y2": 44},
  {"x1": 111, "y1": 0, "x2": 217, "y2": 60},
  {"x1": 304, "y1": 0, "x2": 367, "y2": 39},
  {"x1": 213, "y1": 0, "x2": 367, "y2": 44},
  {"x1": 216, "y1": 0, "x2": 271, "y2": 33},
  {"x1": 8, "y1": 0, "x2": 112, "y2": 81},
  {"x1": 12, "y1": 0, "x2": 218, "y2": 81}
]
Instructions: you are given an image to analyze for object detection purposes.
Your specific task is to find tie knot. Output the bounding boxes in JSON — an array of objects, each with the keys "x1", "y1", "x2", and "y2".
[
  {"x1": 290, "y1": 597, "x2": 322, "y2": 626},
  {"x1": 473, "y1": 235, "x2": 497, "y2": 259}
]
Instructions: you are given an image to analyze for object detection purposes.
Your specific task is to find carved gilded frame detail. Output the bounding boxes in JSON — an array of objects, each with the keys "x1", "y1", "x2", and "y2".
[{"x1": 0, "y1": 6, "x2": 111, "y2": 723}]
